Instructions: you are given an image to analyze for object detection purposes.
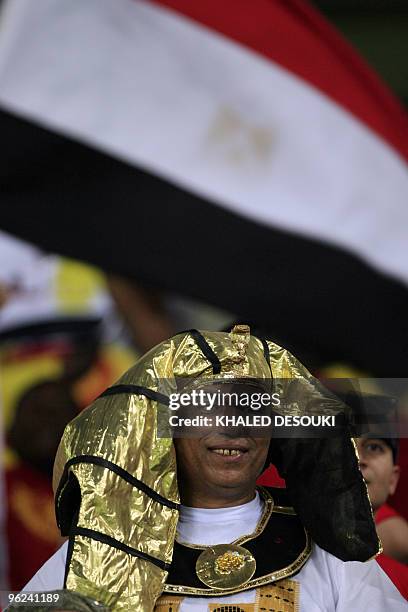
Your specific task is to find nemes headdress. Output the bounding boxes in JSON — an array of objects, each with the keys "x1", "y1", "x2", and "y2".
[{"x1": 51, "y1": 326, "x2": 379, "y2": 611}]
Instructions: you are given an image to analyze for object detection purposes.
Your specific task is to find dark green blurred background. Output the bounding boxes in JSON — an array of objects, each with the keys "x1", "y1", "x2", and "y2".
[{"x1": 314, "y1": 0, "x2": 408, "y2": 107}]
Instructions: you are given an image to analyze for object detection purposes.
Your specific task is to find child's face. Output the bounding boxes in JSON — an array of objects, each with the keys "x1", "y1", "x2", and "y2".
[{"x1": 355, "y1": 437, "x2": 400, "y2": 512}]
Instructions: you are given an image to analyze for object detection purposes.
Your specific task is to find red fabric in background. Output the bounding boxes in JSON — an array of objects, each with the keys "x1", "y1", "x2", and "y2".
[
  {"x1": 257, "y1": 464, "x2": 285, "y2": 488},
  {"x1": 376, "y1": 503, "x2": 399, "y2": 524},
  {"x1": 374, "y1": 504, "x2": 408, "y2": 599},
  {"x1": 389, "y1": 437, "x2": 408, "y2": 522},
  {"x1": 376, "y1": 554, "x2": 408, "y2": 599},
  {"x1": 5, "y1": 463, "x2": 62, "y2": 590}
]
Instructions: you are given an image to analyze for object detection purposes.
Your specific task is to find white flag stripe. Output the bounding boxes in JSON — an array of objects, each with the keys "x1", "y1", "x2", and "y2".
[{"x1": 0, "y1": 0, "x2": 407, "y2": 284}]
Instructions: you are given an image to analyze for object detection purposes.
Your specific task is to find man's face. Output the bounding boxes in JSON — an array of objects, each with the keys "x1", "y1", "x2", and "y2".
[
  {"x1": 174, "y1": 385, "x2": 270, "y2": 508},
  {"x1": 174, "y1": 432, "x2": 270, "y2": 507},
  {"x1": 355, "y1": 437, "x2": 400, "y2": 512}
]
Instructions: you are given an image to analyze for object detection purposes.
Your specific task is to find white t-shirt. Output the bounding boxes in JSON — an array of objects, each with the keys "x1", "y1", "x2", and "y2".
[{"x1": 24, "y1": 493, "x2": 406, "y2": 611}]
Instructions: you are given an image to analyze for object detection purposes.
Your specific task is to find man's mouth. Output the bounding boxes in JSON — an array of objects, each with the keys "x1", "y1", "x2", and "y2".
[
  {"x1": 211, "y1": 448, "x2": 247, "y2": 456},
  {"x1": 207, "y1": 443, "x2": 250, "y2": 461}
]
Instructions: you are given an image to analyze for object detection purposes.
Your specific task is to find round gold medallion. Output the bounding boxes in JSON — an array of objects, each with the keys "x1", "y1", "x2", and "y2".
[{"x1": 196, "y1": 544, "x2": 256, "y2": 590}]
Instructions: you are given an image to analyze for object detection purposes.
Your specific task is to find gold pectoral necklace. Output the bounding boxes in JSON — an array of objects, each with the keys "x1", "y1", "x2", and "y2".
[
  {"x1": 167, "y1": 488, "x2": 311, "y2": 598},
  {"x1": 196, "y1": 543, "x2": 257, "y2": 590}
]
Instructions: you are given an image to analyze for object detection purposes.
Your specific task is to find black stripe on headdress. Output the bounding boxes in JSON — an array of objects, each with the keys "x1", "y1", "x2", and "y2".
[
  {"x1": 186, "y1": 329, "x2": 222, "y2": 374},
  {"x1": 73, "y1": 527, "x2": 171, "y2": 571},
  {"x1": 99, "y1": 384, "x2": 170, "y2": 405},
  {"x1": 60, "y1": 455, "x2": 179, "y2": 511},
  {"x1": 258, "y1": 337, "x2": 273, "y2": 378}
]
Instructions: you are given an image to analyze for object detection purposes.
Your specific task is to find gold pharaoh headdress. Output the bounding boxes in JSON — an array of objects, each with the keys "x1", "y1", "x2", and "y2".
[{"x1": 53, "y1": 325, "x2": 380, "y2": 611}]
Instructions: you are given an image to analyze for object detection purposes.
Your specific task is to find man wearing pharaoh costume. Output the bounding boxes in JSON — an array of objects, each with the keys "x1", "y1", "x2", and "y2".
[{"x1": 12, "y1": 326, "x2": 406, "y2": 610}]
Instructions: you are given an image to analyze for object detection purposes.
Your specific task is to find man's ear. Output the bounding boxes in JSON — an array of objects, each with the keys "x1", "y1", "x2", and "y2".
[{"x1": 389, "y1": 464, "x2": 400, "y2": 496}]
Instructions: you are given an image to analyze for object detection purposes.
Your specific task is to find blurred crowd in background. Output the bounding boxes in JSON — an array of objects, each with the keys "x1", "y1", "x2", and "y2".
[{"x1": 0, "y1": 230, "x2": 233, "y2": 589}]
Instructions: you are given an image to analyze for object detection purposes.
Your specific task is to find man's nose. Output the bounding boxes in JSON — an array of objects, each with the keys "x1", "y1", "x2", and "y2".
[
  {"x1": 218, "y1": 426, "x2": 249, "y2": 439},
  {"x1": 357, "y1": 450, "x2": 368, "y2": 469}
]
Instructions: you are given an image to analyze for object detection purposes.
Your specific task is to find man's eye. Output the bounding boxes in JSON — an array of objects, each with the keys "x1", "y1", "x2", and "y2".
[{"x1": 366, "y1": 443, "x2": 384, "y2": 453}]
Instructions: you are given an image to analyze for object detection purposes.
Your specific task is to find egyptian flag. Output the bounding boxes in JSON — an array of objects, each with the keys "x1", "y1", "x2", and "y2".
[{"x1": 0, "y1": 0, "x2": 407, "y2": 375}]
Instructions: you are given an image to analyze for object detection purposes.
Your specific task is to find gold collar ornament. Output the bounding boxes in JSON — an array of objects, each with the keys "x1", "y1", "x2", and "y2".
[{"x1": 196, "y1": 544, "x2": 256, "y2": 590}]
